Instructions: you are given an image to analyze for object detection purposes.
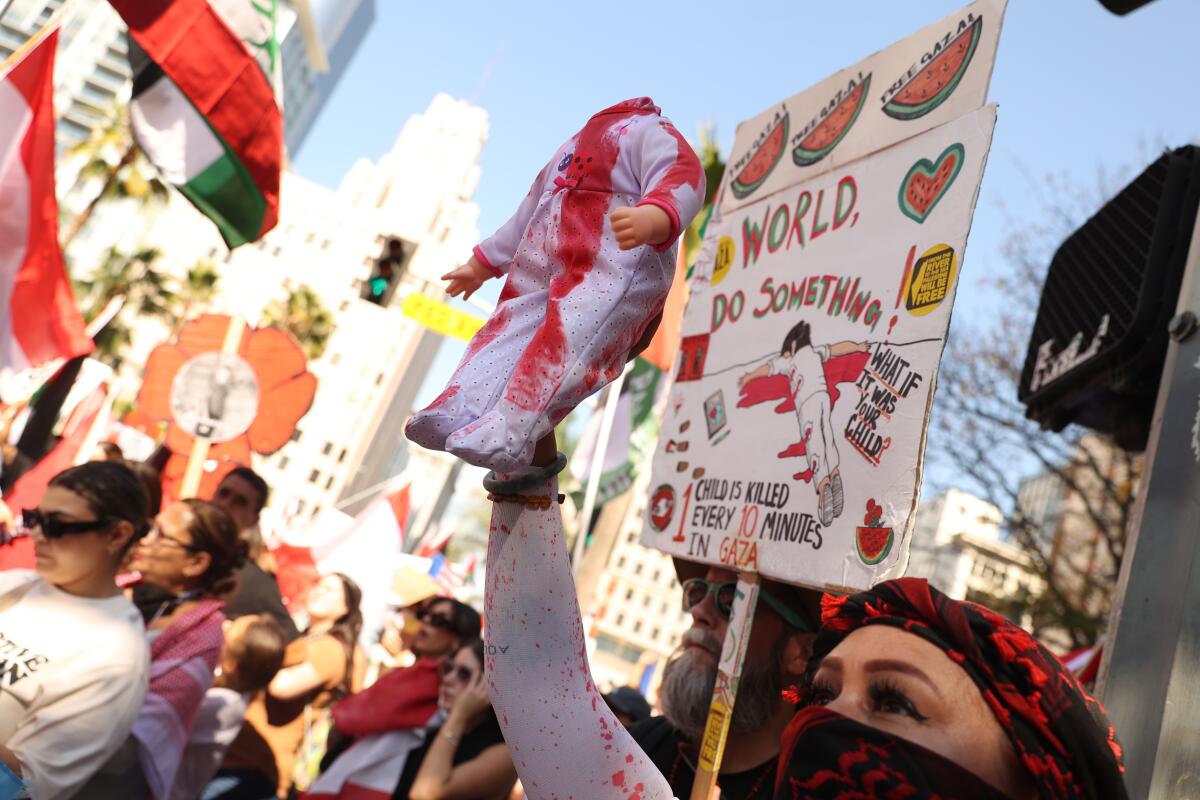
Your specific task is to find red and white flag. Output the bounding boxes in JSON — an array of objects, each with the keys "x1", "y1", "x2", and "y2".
[{"x1": 0, "y1": 25, "x2": 92, "y2": 398}]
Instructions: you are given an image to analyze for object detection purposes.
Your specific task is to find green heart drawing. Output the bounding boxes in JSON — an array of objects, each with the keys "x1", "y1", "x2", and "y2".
[{"x1": 898, "y1": 143, "x2": 965, "y2": 224}]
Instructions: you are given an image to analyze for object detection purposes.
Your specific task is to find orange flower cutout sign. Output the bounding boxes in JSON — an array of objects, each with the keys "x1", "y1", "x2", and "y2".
[{"x1": 135, "y1": 314, "x2": 317, "y2": 502}]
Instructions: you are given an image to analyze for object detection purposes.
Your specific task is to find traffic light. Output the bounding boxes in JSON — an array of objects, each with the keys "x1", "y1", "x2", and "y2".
[
  {"x1": 1018, "y1": 146, "x2": 1200, "y2": 450},
  {"x1": 363, "y1": 237, "x2": 410, "y2": 306}
]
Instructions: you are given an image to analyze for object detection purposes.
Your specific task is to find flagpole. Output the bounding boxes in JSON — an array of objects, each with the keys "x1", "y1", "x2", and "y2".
[
  {"x1": 571, "y1": 362, "x2": 629, "y2": 572},
  {"x1": 179, "y1": 317, "x2": 246, "y2": 498},
  {"x1": 0, "y1": 2, "x2": 67, "y2": 74}
]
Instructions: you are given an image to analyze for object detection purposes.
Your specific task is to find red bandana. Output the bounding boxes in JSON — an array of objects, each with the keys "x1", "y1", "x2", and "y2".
[{"x1": 784, "y1": 578, "x2": 1127, "y2": 800}]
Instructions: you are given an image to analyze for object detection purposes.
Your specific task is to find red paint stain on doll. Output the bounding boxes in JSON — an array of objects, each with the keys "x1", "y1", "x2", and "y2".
[
  {"x1": 504, "y1": 109, "x2": 651, "y2": 413},
  {"x1": 464, "y1": 305, "x2": 511, "y2": 359}
]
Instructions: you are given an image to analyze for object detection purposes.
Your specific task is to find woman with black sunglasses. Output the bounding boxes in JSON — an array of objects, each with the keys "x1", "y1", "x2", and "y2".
[{"x1": 0, "y1": 461, "x2": 151, "y2": 800}]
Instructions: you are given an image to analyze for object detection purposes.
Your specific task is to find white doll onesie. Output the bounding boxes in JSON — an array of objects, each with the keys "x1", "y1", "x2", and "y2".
[{"x1": 406, "y1": 97, "x2": 704, "y2": 470}]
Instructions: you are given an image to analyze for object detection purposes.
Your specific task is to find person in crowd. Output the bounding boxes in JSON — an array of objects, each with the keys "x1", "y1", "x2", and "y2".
[
  {"x1": 308, "y1": 598, "x2": 483, "y2": 798},
  {"x1": 210, "y1": 466, "x2": 300, "y2": 641},
  {"x1": 778, "y1": 577, "x2": 1128, "y2": 799},
  {"x1": 378, "y1": 594, "x2": 435, "y2": 674},
  {"x1": 402, "y1": 638, "x2": 519, "y2": 800},
  {"x1": 0, "y1": 462, "x2": 150, "y2": 799},
  {"x1": 171, "y1": 615, "x2": 287, "y2": 800},
  {"x1": 213, "y1": 572, "x2": 364, "y2": 799},
  {"x1": 626, "y1": 560, "x2": 821, "y2": 799},
  {"x1": 120, "y1": 499, "x2": 243, "y2": 799},
  {"x1": 603, "y1": 686, "x2": 652, "y2": 728},
  {"x1": 124, "y1": 458, "x2": 164, "y2": 517}
]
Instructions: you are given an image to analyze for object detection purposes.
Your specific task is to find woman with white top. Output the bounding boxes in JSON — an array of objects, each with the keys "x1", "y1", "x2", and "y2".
[{"x1": 0, "y1": 461, "x2": 151, "y2": 800}]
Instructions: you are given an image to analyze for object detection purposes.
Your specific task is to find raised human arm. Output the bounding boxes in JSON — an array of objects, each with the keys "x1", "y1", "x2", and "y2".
[
  {"x1": 483, "y1": 474, "x2": 672, "y2": 798},
  {"x1": 829, "y1": 340, "x2": 871, "y2": 357},
  {"x1": 740, "y1": 363, "x2": 772, "y2": 387},
  {"x1": 268, "y1": 635, "x2": 344, "y2": 701}
]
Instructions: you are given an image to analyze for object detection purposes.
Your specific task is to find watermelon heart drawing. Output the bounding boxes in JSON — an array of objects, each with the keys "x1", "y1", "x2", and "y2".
[{"x1": 898, "y1": 142, "x2": 965, "y2": 224}]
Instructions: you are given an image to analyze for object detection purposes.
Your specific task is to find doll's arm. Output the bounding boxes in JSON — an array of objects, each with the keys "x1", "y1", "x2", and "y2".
[
  {"x1": 632, "y1": 119, "x2": 706, "y2": 252},
  {"x1": 474, "y1": 157, "x2": 556, "y2": 276}
]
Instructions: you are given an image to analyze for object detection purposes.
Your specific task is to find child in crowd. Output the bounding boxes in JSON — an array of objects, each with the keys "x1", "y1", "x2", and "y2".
[{"x1": 171, "y1": 615, "x2": 286, "y2": 800}]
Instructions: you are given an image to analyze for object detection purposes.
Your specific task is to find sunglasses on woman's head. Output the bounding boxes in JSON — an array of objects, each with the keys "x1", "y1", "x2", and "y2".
[
  {"x1": 20, "y1": 508, "x2": 114, "y2": 540},
  {"x1": 441, "y1": 660, "x2": 474, "y2": 683},
  {"x1": 681, "y1": 577, "x2": 816, "y2": 632},
  {"x1": 419, "y1": 609, "x2": 456, "y2": 632}
]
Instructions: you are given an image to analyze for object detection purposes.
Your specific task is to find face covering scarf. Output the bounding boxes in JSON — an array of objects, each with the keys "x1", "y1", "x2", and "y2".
[
  {"x1": 776, "y1": 706, "x2": 1013, "y2": 799},
  {"x1": 789, "y1": 578, "x2": 1127, "y2": 800}
]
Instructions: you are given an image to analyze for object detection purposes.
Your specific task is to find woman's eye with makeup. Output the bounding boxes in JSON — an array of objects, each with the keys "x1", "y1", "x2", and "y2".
[
  {"x1": 870, "y1": 680, "x2": 929, "y2": 722},
  {"x1": 809, "y1": 678, "x2": 838, "y2": 706}
]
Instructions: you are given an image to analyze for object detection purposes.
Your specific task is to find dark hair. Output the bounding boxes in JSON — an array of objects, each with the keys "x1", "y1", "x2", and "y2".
[
  {"x1": 781, "y1": 320, "x2": 812, "y2": 355},
  {"x1": 428, "y1": 597, "x2": 482, "y2": 642},
  {"x1": 96, "y1": 441, "x2": 124, "y2": 461},
  {"x1": 226, "y1": 615, "x2": 286, "y2": 694},
  {"x1": 449, "y1": 638, "x2": 496, "y2": 721},
  {"x1": 122, "y1": 459, "x2": 163, "y2": 517},
  {"x1": 457, "y1": 637, "x2": 485, "y2": 670},
  {"x1": 179, "y1": 499, "x2": 244, "y2": 597},
  {"x1": 223, "y1": 466, "x2": 269, "y2": 513},
  {"x1": 49, "y1": 462, "x2": 151, "y2": 554},
  {"x1": 323, "y1": 572, "x2": 364, "y2": 651}
]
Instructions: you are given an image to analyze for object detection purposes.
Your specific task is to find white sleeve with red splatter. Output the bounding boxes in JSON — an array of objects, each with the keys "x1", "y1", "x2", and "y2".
[
  {"x1": 474, "y1": 156, "x2": 558, "y2": 278},
  {"x1": 484, "y1": 477, "x2": 672, "y2": 800},
  {"x1": 632, "y1": 118, "x2": 706, "y2": 253}
]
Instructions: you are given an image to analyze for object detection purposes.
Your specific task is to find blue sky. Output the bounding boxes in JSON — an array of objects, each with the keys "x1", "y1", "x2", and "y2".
[{"x1": 294, "y1": 0, "x2": 1200, "y2": 475}]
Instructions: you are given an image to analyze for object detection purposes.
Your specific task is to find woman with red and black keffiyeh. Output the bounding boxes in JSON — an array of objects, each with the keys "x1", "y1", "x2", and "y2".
[{"x1": 776, "y1": 578, "x2": 1127, "y2": 800}]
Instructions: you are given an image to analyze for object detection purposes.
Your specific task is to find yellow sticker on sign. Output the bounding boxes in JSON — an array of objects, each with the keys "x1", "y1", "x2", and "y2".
[
  {"x1": 713, "y1": 235, "x2": 735, "y2": 286},
  {"x1": 697, "y1": 696, "x2": 731, "y2": 772},
  {"x1": 903, "y1": 243, "x2": 956, "y2": 317},
  {"x1": 401, "y1": 293, "x2": 487, "y2": 342}
]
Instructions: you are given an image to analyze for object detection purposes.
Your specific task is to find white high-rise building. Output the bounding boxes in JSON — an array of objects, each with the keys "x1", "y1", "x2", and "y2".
[
  {"x1": 907, "y1": 488, "x2": 1044, "y2": 628},
  {"x1": 124, "y1": 94, "x2": 487, "y2": 521}
]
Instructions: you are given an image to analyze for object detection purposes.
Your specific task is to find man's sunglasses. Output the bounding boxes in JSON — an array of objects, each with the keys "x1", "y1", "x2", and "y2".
[
  {"x1": 681, "y1": 578, "x2": 816, "y2": 632},
  {"x1": 440, "y1": 660, "x2": 475, "y2": 683},
  {"x1": 20, "y1": 508, "x2": 115, "y2": 540},
  {"x1": 419, "y1": 609, "x2": 457, "y2": 633}
]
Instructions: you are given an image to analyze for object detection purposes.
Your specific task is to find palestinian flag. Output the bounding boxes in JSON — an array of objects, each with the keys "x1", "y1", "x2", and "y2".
[
  {"x1": 0, "y1": 23, "x2": 93, "y2": 400},
  {"x1": 110, "y1": 0, "x2": 282, "y2": 248}
]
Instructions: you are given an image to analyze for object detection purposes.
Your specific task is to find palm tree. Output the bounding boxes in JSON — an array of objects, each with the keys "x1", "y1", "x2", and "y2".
[
  {"x1": 263, "y1": 284, "x2": 335, "y2": 360},
  {"x1": 173, "y1": 259, "x2": 221, "y2": 333},
  {"x1": 684, "y1": 125, "x2": 726, "y2": 268},
  {"x1": 73, "y1": 246, "x2": 176, "y2": 366},
  {"x1": 61, "y1": 105, "x2": 170, "y2": 246}
]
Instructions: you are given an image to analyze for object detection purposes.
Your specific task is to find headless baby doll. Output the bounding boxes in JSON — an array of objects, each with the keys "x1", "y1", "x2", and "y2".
[{"x1": 406, "y1": 97, "x2": 704, "y2": 473}]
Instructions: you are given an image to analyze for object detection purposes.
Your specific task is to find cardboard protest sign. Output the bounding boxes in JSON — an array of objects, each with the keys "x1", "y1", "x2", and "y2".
[
  {"x1": 641, "y1": 1, "x2": 1003, "y2": 593},
  {"x1": 721, "y1": 0, "x2": 1006, "y2": 216}
]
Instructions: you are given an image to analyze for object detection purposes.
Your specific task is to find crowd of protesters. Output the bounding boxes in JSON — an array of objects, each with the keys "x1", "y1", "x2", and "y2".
[{"x1": 0, "y1": 454, "x2": 1130, "y2": 799}]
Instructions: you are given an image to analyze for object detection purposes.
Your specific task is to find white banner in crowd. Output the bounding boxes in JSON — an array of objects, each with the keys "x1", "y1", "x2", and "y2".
[{"x1": 643, "y1": 0, "x2": 1006, "y2": 593}]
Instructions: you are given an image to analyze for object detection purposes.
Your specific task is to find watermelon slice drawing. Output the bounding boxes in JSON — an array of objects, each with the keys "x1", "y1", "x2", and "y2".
[
  {"x1": 898, "y1": 142, "x2": 965, "y2": 223},
  {"x1": 856, "y1": 498, "x2": 893, "y2": 565},
  {"x1": 856, "y1": 526, "x2": 894, "y2": 565},
  {"x1": 792, "y1": 74, "x2": 871, "y2": 168},
  {"x1": 883, "y1": 16, "x2": 982, "y2": 121},
  {"x1": 730, "y1": 113, "x2": 789, "y2": 200}
]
